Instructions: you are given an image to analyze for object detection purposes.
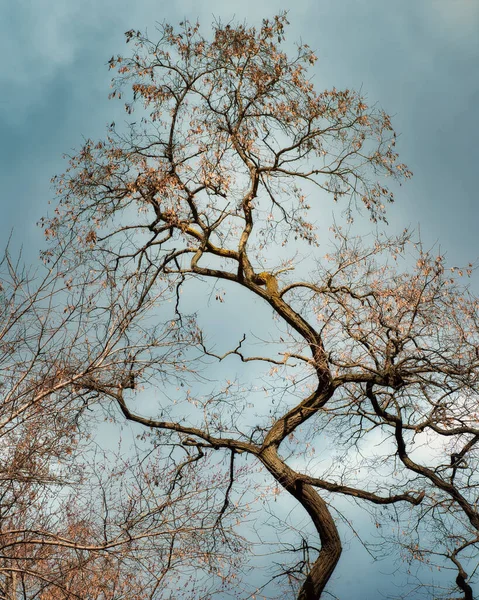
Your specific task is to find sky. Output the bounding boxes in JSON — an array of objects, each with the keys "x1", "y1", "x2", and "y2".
[
  {"x1": 2, "y1": 0, "x2": 478, "y2": 264},
  {"x1": 2, "y1": 0, "x2": 479, "y2": 598}
]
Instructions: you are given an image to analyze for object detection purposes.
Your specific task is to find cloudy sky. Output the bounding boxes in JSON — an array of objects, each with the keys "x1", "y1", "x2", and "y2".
[
  {"x1": 2, "y1": 0, "x2": 478, "y2": 597},
  {"x1": 2, "y1": 0, "x2": 478, "y2": 264}
]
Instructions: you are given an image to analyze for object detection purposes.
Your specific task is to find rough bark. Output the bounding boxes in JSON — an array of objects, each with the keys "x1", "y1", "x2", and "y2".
[{"x1": 260, "y1": 447, "x2": 342, "y2": 599}]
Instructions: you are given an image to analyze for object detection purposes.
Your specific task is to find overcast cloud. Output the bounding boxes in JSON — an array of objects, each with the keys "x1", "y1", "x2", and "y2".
[{"x1": 1, "y1": 0, "x2": 478, "y2": 597}]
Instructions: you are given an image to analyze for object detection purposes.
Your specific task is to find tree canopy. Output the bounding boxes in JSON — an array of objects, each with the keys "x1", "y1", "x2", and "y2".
[{"x1": 12, "y1": 13, "x2": 479, "y2": 600}]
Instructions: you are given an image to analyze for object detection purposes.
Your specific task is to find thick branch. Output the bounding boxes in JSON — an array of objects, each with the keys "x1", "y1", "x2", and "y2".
[
  {"x1": 366, "y1": 382, "x2": 479, "y2": 531},
  {"x1": 302, "y1": 475, "x2": 424, "y2": 506}
]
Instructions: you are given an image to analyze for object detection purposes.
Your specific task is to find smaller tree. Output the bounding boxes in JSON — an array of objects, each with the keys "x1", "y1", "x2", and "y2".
[{"x1": 0, "y1": 250, "x2": 245, "y2": 599}]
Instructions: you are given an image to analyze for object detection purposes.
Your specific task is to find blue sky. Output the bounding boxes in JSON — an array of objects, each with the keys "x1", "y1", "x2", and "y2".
[{"x1": 2, "y1": 0, "x2": 479, "y2": 597}]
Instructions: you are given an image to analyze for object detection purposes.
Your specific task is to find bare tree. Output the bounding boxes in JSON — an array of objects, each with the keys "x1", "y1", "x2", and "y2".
[
  {"x1": 40, "y1": 14, "x2": 479, "y2": 600},
  {"x1": 0, "y1": 250, "x2": 245, "y2": 599}
]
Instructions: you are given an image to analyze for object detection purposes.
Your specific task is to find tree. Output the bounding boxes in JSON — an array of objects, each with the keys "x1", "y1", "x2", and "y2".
[
  {"x1": 41, "y1": 14, "x2": 479, "y2": 600},
  {"x1": 0, "y1": 251, "x2": 243, "y2": 599}
]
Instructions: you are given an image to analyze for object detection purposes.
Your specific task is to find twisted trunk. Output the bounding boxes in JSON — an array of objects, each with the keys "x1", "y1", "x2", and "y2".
[{"x1": 259, "y1": 447, "x2": 342, "y2": 599}]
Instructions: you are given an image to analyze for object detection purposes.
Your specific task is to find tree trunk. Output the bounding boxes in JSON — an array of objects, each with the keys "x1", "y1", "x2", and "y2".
[{"x1": 259, "y1": 447, "x2": 342, "y2": 599}]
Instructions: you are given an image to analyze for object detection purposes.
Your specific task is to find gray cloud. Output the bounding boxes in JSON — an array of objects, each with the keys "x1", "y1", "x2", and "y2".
[{"x1": 1, "y1": 1, "x2": 477, "y2": 597}]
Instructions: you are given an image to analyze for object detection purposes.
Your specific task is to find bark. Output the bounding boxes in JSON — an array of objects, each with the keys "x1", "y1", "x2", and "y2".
[
  {"x1": 451, "y1": 554, "x2": 474, "y2": 600},
  {"x1": 259, "y1": 447, "x2": 342, "y2": 600},
  {"x1": 456, "y1": 571, "x2": 474, "y2": 600}
]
